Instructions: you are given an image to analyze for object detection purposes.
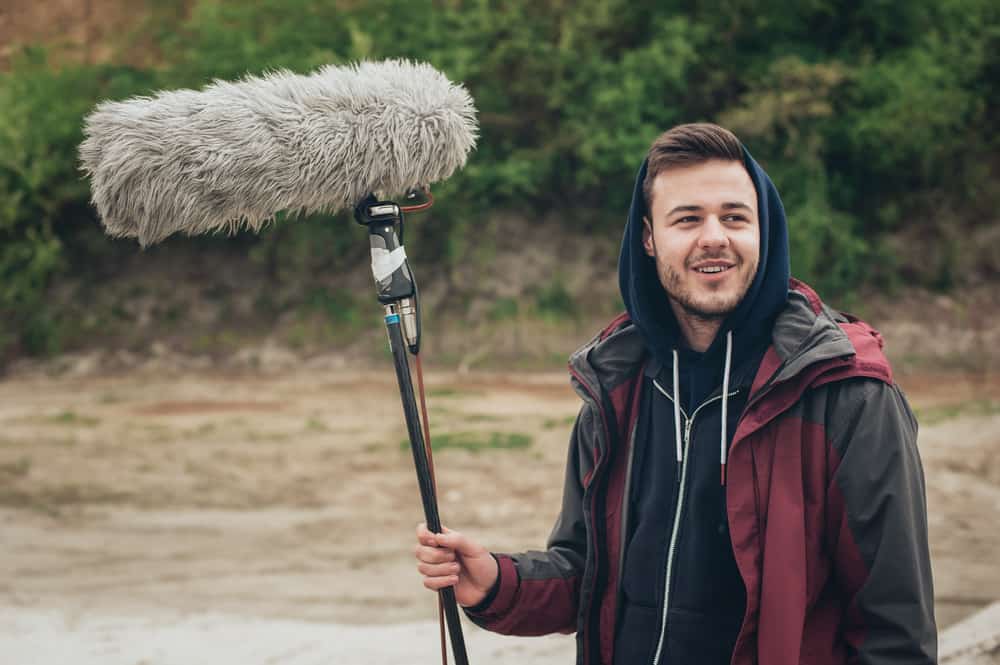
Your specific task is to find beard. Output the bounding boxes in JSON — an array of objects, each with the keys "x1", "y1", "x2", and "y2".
[{"x1": 656, "y1": 253, "x2": 757, "y2": 323}]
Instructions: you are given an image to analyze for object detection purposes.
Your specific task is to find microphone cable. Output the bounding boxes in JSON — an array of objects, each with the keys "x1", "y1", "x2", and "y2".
[
  {"x1": 413, "y1": 351, "x2": 449, "y2": 665},
  {"x1": 400, "y1": 187, "x2": 435, "y2": 214},
  {"x1": 407, "y1": 186, "x2": 448, "y2": 665}
]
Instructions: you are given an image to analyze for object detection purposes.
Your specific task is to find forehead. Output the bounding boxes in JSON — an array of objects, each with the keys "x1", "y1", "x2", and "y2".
[{"x1": 649, "y1": 160, "x2": 758, "y2": 214}]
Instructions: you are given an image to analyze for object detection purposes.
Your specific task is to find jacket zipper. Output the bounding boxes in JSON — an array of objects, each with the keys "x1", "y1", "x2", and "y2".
[{"x1": 650, "y1": 381, "x2": 739, "y2": 665}]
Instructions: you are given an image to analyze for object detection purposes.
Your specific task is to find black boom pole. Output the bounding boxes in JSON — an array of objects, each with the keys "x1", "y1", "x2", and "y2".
[{"x1": 356, "y1": 194, "x2": 470, "y2": 665}]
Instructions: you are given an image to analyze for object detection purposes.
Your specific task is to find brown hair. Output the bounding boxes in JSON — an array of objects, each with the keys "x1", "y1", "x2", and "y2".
[{"x1": 643, "y1": 123, "x2": 743, "y2": 211}]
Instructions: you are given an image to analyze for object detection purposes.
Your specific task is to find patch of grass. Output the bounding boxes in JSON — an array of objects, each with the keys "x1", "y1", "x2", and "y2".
[
  {"x1": 193, "y1": 329, "x2": 245, "y2": 354},
  {"x1": 429, "y1": 405, "x2": 457, "y2": 418},
  {"x1": 915, "y1": 400, "x2": 1000, "y2": 425},
  {"x1": 246, "y1": 430, "x2": 292, "y2": 443},
  {"x1": 488, "y1": 297, "x2": 520, "y2": 322},
  {"x1": 305, "y1": 417, "x2": 330, "y2": 432},
  {"x1": 461, "y1": 413, "x2": 504, "y2": 423},
  {"x1": 542, "y1": 415, "x2": 577, "y2": 430},
  {"x1": 182, "y1": 423, "x2": 217, "y2": 437},
  {"x1": 98, "y1": 392, "x2": 122, "y2": 404},
  {"x1": 400, "y1": 431, "x2": 532, "y2": 453},
  {"x1": 427, "y1": 387, "x2": 460, "y2": 398},
  {"x1": 45, "y1": 410, "x2": 100, "y2": 427},
  {"x1": 427, "y1": 387, "x2": 486, "y2": 399},
  {"x1": 0, "y1": 457, "x2": 32, "y2": 477}
]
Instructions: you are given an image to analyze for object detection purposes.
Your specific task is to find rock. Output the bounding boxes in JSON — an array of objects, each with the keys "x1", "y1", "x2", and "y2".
[{"x1": 941, "y1": 601, "x2": 1000, "y2": 664}]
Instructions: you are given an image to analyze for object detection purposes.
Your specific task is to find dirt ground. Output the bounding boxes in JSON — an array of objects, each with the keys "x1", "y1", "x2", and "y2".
[{"x1": 1, "y1": 365, "x2": 998, "y2": 663}]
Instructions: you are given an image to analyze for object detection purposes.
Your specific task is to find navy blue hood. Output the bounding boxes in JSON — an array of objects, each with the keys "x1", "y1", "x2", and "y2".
[{"x1": 618, "y1": 147, "x2": 790, "y2": 369}]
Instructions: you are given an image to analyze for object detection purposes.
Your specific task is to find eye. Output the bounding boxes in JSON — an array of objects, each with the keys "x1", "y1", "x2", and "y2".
[
  {"x1": 674, "y1": 215, "x2": 700, "y2": 224},
  {"x1": 722, "y1": 214, "x2": 748, "y2": 223}
]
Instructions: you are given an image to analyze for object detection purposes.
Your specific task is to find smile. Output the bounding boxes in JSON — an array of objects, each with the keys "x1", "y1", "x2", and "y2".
[{"x1": 692, "y1": 263, "x2": 735, "y2": 274}]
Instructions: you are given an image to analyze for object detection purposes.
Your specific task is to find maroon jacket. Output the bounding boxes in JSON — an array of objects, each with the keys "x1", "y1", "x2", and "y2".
[{"x1": 467, "y1": 280, "x2": 937, "y2": 665}]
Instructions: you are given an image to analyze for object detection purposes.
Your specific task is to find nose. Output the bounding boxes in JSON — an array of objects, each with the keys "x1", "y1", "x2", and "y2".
[{"x1": 697, "y1": 214, "x2": 729, "y2": 250}]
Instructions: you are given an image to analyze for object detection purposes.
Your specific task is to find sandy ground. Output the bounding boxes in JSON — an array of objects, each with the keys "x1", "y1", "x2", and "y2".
[{"x1": 1, "y1": 366, "x2": 998, "y2": 663}]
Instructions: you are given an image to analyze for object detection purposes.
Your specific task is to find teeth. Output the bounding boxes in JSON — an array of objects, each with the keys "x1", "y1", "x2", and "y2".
[{"x1": 698, "y1": 266, "x2": 727, "y2": 273}]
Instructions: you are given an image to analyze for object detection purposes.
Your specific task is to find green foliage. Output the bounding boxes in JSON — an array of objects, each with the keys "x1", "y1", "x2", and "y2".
[
  {"x1": 533, "y1": 279, "x2": 577, "y2": 320},
  {"x1": 399, "y1": 430, "x2": 532, "y2": 453},
  {"x1": 0, "y1": 48, "x2": 158, "y2": 355},
  {"x1": 44, "y1": 410, "x2": 101, "y2": 427},
  {"x1": 913, "y1": 399, "x2": 1000, "y2": 425},
  {"x1": 0, "y1": 0, "x2": 997, "y2": 358},
  {"x1": 488, "y1": 297, "x2": 520, "y2": 322}
]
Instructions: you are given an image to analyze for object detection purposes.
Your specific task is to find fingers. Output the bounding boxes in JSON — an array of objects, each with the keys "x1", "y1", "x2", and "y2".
[
  {"x1": 416, "y1": 523, "x2": 471, "y2": 553},
  {"x1": 416, "y1": 522, "x2": 440, "y2": 547},
  {"x1": 422, "y1": 574, "x2": 459, "y2": 591},
  {"x1": 416, "y1": 550, "x2": 460, "y2": 591},
  {"x1": 414, "y1": 523, "x2": 459, "y2": 570},
  {"x1": 431, "y1": 529, "x2": 479, "y2": 556},
  {"x1": 415, "y1": 523, "x2": 461, "y2": 591},
  {"x1": 414, "y1": 543, "x2": 456, "y2": 564},
  {"x1": 417, "y1": 560, "x2": 462, "y2": 578}
]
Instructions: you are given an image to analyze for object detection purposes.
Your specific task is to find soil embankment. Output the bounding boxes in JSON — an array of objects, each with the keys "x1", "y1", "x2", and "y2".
[{"x1": 1, "y1": 367, "x2": 997, "y2": 662}]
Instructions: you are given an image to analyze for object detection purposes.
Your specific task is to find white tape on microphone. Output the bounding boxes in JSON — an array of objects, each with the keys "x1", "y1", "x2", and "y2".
[{"x1": 371, "y1": 246, "x2": 407, "y2": 282}]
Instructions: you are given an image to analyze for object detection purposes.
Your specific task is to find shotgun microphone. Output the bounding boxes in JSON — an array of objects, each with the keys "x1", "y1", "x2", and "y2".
[{"x1": 79, "y1": 59, "x2": 477, "y2": 246}]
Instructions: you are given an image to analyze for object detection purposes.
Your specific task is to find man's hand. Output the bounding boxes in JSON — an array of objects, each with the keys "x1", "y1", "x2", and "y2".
[{"x1": 414, "y1": 523, "x2": 499, "y2": 608}]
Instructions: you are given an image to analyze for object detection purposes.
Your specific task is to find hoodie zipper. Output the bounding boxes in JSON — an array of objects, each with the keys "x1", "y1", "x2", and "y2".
[{"x1": 650, "y1": 380, "x2": 739, "y2": 665}]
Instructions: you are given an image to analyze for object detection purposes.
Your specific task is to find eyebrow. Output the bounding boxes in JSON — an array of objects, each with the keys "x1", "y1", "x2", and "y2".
[{"x1": 665, "y1": 201, "x2": 754, "y2": 216}]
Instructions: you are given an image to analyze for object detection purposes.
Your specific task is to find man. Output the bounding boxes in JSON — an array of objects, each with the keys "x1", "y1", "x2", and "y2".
[{"x1": 414, "y1": 123, "x2": 937, "y2": 664}]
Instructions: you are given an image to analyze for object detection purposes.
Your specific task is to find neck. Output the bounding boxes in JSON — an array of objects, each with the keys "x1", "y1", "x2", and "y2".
[{"x1": 670, "y1": 300, "x2": 723, "y2": 352}]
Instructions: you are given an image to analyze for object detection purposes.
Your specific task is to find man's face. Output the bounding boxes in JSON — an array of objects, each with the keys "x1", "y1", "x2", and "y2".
[{"x1": 642, "y1": 159, "x2": 760, "y2": 321}]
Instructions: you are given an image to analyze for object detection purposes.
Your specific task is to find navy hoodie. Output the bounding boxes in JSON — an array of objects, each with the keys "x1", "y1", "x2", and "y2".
[{"x1": 613, "y1": 148, "x2": 791, "y2": 665}]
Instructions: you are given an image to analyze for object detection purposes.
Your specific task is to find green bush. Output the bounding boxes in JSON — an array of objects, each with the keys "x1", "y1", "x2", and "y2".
[
  {"x1": 0, "y1": 0, "x2": 997, "y2": 358},
  {"x1": 0, "y1": 49, "x2": 158, "y2": 355}
]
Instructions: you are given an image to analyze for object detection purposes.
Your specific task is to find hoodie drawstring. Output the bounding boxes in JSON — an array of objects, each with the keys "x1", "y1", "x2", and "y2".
[
  {"x1": 672, "y1": 349, "x2": 682, "y2": 483},
  {"x1": 720, "y1": 330, "x2": 733, "y2": 486},
  {"x1": 669, "y1": 331, "x2": 734, "y2": 486}
]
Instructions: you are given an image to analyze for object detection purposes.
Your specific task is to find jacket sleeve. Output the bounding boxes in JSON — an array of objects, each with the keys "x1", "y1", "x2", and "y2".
[
  {"x1": 827, "y1": 379, "x2": 937, "y2": 664},
  {"x1": 463, "y1": 402, "x2": 597, "y2": 636}
]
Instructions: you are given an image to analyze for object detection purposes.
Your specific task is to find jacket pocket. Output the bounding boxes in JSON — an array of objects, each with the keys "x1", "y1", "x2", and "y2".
[
  {"x1": 666, "y1": 607, "x2": 742, "y2": 665},
  {"x1": 613, "y1": 602, "x2": 658, "y2": 665}
]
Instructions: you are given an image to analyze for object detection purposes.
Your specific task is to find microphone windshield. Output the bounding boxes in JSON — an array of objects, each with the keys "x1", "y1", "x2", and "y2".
[{"x1": 80, "y1": 60, "x2": 478, "y2": 246}]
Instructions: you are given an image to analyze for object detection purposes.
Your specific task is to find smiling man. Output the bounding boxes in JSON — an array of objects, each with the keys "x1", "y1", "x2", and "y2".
[{"x1": 415, "y1": 124, "x2": 937, "y2": 665}]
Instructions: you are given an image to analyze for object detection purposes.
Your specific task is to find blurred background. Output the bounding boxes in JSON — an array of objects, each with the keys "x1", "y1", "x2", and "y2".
[
  {"x1": 1, "y1": 1, "x2": 998, "y2": 663},
  {"x1": 1, "y1": 0, "x2": 998, "y2": 368}
]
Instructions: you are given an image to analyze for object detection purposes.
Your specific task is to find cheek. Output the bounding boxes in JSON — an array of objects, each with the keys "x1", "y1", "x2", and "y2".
[
  {"x1": 736, "y1": 231, "x2": 761, "y2": 264},
  {"x1": 656, "y1": 229, "x2": 693, "y2": 262}
]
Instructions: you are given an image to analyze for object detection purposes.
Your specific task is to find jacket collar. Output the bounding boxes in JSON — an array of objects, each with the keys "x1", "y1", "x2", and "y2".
[{"x1": 569, "y1": 278, "x2": 890, "y2": 401}]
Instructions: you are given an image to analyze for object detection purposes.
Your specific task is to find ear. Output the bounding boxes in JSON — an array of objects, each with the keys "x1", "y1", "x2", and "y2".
[{"x1": 641, "y1": 216, "x2": 655, "y2": 257}]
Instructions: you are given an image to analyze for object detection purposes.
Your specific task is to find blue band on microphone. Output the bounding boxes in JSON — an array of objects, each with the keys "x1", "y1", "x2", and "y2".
[{"x1": 385, "y1": 314, "x2": 400, "y2": 324}]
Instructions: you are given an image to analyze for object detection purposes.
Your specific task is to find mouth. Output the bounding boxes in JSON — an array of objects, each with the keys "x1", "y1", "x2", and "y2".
[{"x1": 690, "y1": 261, "x2": 736, "y2": 275}]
